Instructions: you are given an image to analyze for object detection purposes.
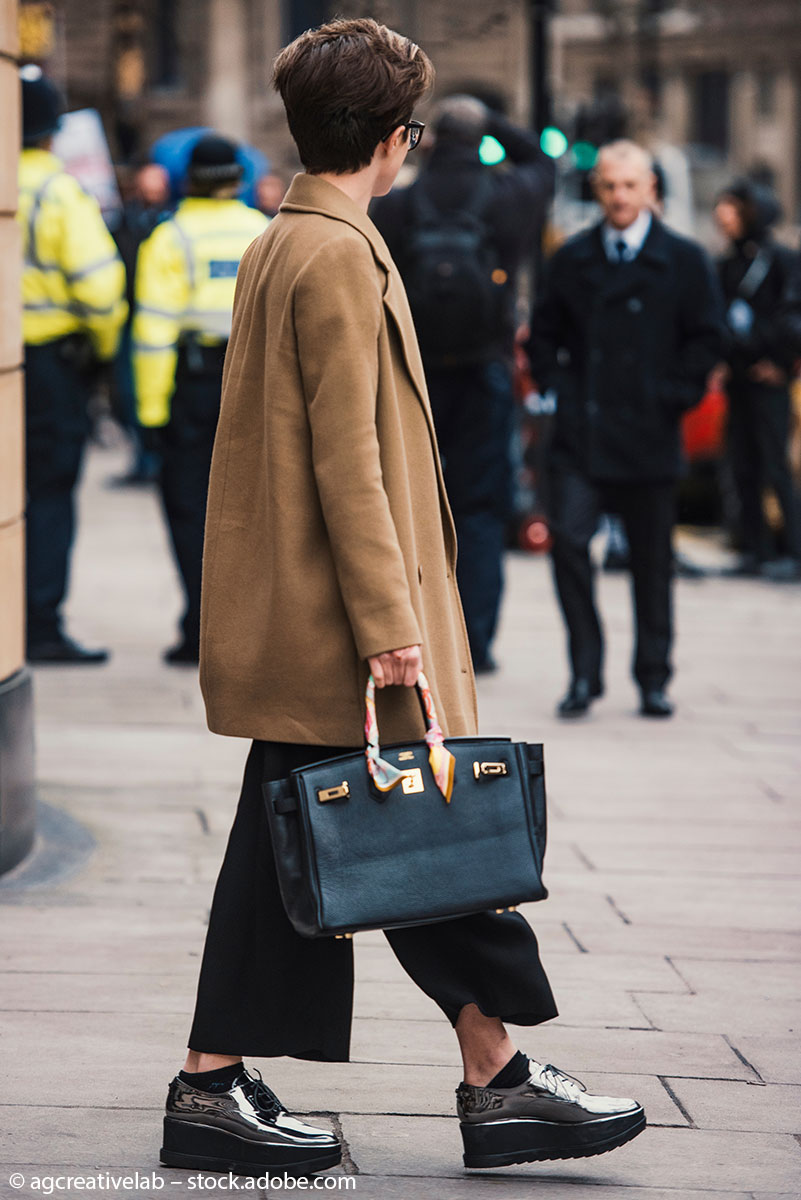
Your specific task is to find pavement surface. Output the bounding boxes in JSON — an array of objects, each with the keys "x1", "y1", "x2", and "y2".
[{"x1": 2, "y1": 439, "x2": 800, "y2": 1200}]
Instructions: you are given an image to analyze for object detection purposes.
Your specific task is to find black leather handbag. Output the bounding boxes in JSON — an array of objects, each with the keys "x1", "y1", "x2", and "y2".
[{"x1": 262, "y1": 673, "x2": 548, "y2": 938}]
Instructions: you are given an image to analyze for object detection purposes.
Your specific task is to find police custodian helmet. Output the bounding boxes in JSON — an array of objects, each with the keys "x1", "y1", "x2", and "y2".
[{"x1": 20, "y1": 64, "x2": 63, "y2": 147}]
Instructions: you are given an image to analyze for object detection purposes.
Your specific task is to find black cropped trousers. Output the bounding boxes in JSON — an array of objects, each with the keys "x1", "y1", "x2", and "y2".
[{"x1": 188, "y1": 741, "x2": 558, "y2": 1061}]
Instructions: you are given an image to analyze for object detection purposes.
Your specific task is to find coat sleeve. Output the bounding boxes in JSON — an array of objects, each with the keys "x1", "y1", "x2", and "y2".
[
  {"x1": 293, "y1": 235, "x2": 422, "y2": 661},
  {"x1": 526, "y1": 250, "x2": 567, "y2": 392},
  {"x1": 660, "y1": 244, "x2": 726, "y2": 411}
]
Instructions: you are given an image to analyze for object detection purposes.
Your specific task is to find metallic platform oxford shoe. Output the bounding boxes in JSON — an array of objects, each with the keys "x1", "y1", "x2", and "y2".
[
  {"x1": 161, "y1": 1068, "x2": 342, "y2": 1177},
  {"x1": 457, "y1": 1059, "x2": 646, "y2": 1168}
]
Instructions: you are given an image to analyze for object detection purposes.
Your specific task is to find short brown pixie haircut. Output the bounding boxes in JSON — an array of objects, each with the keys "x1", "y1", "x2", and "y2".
[{"x1": 273, "y1": 18, "x2": 434, "y2": 175}]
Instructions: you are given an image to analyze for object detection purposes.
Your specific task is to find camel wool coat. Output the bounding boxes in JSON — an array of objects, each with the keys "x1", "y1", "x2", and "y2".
[{"x1": 199, "y1": 173, "x2": 478, "y2": 746}]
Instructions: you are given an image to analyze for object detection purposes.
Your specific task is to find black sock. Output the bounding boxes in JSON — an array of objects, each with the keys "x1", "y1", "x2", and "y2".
[
  {"x1": 488, "y1": 1050, "x2": 530, "y2": 1090},
  {"x1": 179, "y1": 1061, "x2": 244, "y2": 1093}
]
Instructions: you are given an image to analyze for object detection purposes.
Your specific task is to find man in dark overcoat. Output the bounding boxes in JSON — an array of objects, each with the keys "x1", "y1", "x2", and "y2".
[{"x1": 529, "y1": 140, "x2": 724, "y2": 718}]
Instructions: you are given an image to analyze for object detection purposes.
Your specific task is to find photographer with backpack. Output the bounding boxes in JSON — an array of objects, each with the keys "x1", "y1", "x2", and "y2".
[{"x1": 373, "y1": 95, "x2": 554, "y2": 672}]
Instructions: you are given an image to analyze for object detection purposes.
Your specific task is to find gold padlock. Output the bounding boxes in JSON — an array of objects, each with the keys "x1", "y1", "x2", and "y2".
[{"x1": 401, "y1": 768, "x2": 425, "y2": 794}]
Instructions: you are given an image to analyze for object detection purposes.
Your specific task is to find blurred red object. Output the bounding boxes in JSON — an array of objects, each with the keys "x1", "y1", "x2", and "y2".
[
  {"x1": 682, "y1": 385, "x2": 728, "y2": 463},
  {"x1": 519, "y1": 513, "x2": 552, "y2": 554}
]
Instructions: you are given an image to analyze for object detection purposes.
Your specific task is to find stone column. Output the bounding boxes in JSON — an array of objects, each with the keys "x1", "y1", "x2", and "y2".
[
  {"x1": 0, "y1": 0, "x2": 35, "y2": 877},
  {"x1": 205, "y1": 0, "x2": 249, "y2": 141}
]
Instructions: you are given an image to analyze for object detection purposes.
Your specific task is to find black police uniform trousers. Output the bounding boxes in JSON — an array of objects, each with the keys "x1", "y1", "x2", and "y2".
[
  {"x1": 727, "y1": 378, "x2": 801, "y2": 562},
  {"x1": 426, "y1": 360, "x2": 514, "y2": 671},
  {"x1": 188, "y1": 740, "x2": 558, "y2": 1060},
  {"x1": 25, "y1": 337, "x2": 92, "y2": 647},
  {"x1": 160, "y1": 343, "x2": 226, "y2": 650},
  {"x1": 547, "y1": 467, "x2": 675, "y2": 693}
]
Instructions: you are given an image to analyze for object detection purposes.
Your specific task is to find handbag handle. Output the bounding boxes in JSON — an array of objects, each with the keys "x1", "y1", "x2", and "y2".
[{"x1": 365, "y1": 671, "x2": 456, "y2": 802}]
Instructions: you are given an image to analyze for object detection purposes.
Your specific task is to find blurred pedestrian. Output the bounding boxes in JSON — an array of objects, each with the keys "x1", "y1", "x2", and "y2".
[
  {"x1": 19, "y1": 67, "x2": 127, "y2": 664},
  {"x1": 373, "y1": 95, "x2": 554, "y2": 673},
  {"x1": 714, "y1": 179, "x2": 801, "y2": 581},
  {"x1": 159, "y1": 18, "x2": 645, "y2": 1183},
  {"x1": 529, "y1": 140, "x2": 724, "y2": 718},
  {"x1": 132, "y1": 135, "x2": 268, "y2": 664},
  {"x1": 110, "y1": 161, "x2": 172, "y2": 485},
  {"x1": 255, "y1": 171, "x2": 287, "y2": 218}
]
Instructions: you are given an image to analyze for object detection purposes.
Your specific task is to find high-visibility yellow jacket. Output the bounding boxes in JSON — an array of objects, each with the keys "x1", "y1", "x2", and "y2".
[
  {"x1": 18, "y1": 148, "x2": 128, "y2": 360},
  {"x1": 133, "y1": 197, "x2": 268, "y2": 427}
]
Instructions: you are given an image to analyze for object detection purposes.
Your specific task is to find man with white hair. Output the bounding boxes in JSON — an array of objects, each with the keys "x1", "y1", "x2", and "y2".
[{"x1": 529, "y1": 140, "x2": 724, "y2": 718}]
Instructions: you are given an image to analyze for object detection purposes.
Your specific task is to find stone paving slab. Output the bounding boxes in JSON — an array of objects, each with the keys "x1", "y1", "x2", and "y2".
[
  {"x1": 665, "y1": 1078, "x2": 801, "y2": 1133},
  {"x1": 339, "y1": 1117, "x2": 801, "y2": 1192},
  {"x1": 348, "y1": 1020, "x2": 755, "y2": 1080},
  {"x1": 670, "y1": 959, "x2": 801, "y2": 999},
  {"x1": 4, "y1": 445, "x2": 801, "y2": 1196},
  {"x1": 631, "y1": 991, "x2": 799, "y2": 1036},
  {"x1": 555, "y1": 923, "x2": 801, "y2": 961},
  {"x1": 726, "y1": 1038, "x2": 801, "y2": 1085}
]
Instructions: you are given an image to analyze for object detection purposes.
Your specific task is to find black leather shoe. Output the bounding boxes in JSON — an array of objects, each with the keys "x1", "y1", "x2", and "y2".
[
  {"x1": 27, "y1": 636, "x2": 109, "y2": 665},
  {"x1": 161, "y1": 1068, "x2": 342, "y2": 1178},
  {"x1": 556, "y1": 679, "x2": 601, "y2": 718},
  {"x1": 458, "y1": 1059, "x2": 646, "y2": 1167},
  {"x1": 640, "y1": 689, "x2": 674, "y2": 718},
  {"x1": 760, "y1": 557, "x2": 801, "y2": 582},
  {"x1": 163, "y1": 641, "x2": 200, "y2": 665}
]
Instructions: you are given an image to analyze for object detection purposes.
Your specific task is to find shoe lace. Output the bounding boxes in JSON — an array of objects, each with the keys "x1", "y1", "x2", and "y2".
[
  {"x1": 242, "y1": 1067, "x2": 284, "y2": 1118},
  {"x1": 536, "y1": 1063, "x2": 587, "y2": 1102}
]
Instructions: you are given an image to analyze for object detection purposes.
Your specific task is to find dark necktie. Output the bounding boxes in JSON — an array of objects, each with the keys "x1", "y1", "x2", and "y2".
[{"x1": 615, "y1": 238, "x2": 628, "y2": 264}]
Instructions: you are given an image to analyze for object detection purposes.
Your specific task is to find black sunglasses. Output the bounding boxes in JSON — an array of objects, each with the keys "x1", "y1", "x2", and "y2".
[{"x1": 381, "y1": 119, "x2": 425, "y2": 150}]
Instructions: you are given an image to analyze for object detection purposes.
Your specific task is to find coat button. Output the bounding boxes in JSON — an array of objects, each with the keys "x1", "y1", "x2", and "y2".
[{"x1": 628, "y1": 297, "x2": 643, "y2": 313}]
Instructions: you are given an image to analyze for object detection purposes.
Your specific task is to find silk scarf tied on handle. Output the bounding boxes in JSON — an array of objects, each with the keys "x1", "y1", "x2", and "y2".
[{"x1": 364, "y1": 671, "x2": 456, "y2": 802}]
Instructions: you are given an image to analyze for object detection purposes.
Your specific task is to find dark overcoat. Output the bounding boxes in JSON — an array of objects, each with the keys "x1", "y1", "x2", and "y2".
[{"x1": 529, "y1": 218, "x2": 725, "y2": 483}]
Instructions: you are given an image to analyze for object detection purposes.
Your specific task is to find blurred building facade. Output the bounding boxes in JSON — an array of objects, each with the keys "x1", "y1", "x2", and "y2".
[
  {"x1": 552, "y1": 1, "x2": 801, "y2": 230},
  {"x1": 18, "y1": 1, "x2": 532, "y2": 172},
  {"x1": 0, "y1": 0, "x2": 35, "y2": 876},
  {"x1": 17, "y1": 2, "x2": 801, "y2": 230}
]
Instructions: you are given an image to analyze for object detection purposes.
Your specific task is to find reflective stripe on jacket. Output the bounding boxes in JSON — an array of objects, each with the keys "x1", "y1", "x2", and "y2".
[
  {"x1": 132, "y1": 197, "x2": 269, "y2": 427},
  {"x1": 18, "y1": 148, "x2": 127, "y2": 359}
]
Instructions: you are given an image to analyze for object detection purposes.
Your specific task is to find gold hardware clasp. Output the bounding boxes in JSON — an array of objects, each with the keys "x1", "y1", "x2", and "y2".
[
  {"x1": 334, "y1": 932, "x2": 353, "y2": 940},
  {"x1": 401, "y1": 768, "x2": 425, "y2": 794},
  {"x1": 317, "y1": 781, "x2": 350, "y2": 802},
  {"x1": 398, "y1": 750, "x2": 415, "y2": 762},
  {"x1": 473, "y1": 761, "x2": 509, "y2": 779}
]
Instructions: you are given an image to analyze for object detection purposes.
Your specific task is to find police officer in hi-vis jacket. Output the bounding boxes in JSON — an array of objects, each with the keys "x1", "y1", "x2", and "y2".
[
  {"x1": 133, "y1": 136, "x2": 268, "y2": 664},
  {"x1": 19, "y1": 67, "x2": 127, "y2": 664}
]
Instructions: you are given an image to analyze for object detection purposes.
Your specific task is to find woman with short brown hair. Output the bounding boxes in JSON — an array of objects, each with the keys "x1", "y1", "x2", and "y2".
[{"x1": 159, "y1": 18, "x2": 644, "y2": 1180}]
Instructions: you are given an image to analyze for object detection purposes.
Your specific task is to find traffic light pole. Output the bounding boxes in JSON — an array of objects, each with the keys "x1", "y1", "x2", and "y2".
[{"x1": 529, "y1": 0, "x2": 552, "y2": 134}]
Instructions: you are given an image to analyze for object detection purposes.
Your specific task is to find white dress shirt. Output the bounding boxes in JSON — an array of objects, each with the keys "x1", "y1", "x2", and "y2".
[{"x1": 602, "y1": 209, "x2": 653, "y2": 263}]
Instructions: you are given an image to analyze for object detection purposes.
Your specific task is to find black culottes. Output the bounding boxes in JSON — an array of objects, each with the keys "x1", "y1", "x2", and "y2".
[{"x1": 188, "y1": 741, "x2": 558, "y2": 1061}]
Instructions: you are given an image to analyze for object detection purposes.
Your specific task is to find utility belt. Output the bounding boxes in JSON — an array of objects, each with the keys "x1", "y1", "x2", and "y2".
[{"x1": 177, "y1": 331, "x2": 228, "y2": 376}]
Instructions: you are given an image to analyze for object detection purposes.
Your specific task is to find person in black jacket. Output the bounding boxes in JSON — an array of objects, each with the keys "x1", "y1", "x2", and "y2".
[
  {"x1": 714, "y1": 179, "x2": 801, "y2": 581},
  {"x1": 529, "y1": 140, "x2": 724, "y2": 719},
  {"x1": 372, "y1": 95, "x2": 554, "y2": 672}
]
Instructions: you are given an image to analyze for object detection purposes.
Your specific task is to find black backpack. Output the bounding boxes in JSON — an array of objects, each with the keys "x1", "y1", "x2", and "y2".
[{"x1": 402, "y1": 174, "x2": 504, "y2": 363}]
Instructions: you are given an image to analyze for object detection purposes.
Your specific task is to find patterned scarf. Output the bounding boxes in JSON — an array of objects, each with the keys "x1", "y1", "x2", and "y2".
[{"x1": 364, "y1": 671, "x2": 456, "y2": 802}]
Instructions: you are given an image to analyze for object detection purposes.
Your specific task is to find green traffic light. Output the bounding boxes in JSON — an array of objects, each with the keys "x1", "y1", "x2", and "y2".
[
  {"x1": 540, "y1": 126, "x2": 569, "y2": 159},
  {"x1": 572, "y1": 141, "x2": 598, "y2": 171},
  {"x1": 479, "y1": 135, "x2": 506, "y2": 166}
]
